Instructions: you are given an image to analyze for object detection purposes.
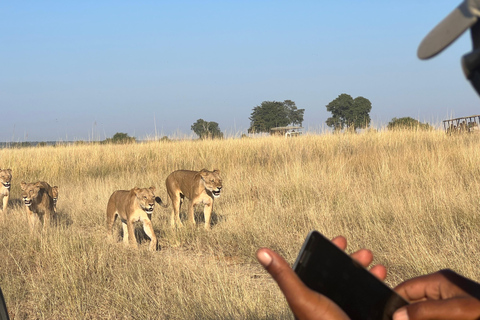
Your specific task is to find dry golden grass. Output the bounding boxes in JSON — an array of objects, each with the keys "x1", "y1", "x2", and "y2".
[{"x1": 1, "y1": 130, "x2": 479, "y2": 319}]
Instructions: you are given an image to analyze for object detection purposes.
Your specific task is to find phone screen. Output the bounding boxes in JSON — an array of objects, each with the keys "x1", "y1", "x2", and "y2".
[{"x1": 293, "y1": 231, "x2": 408, "y2": 320}]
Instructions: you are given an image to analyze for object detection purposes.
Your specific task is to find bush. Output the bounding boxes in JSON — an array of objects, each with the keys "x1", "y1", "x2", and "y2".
[
  {"x1": 102, "y1": 132, "x2": 136, "y2": 144},
  {"x1": 387, "y1": 117, "x2": 431, "y2": 130}
]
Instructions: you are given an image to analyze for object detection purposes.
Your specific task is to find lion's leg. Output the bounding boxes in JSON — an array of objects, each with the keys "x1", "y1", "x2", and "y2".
[
  {"x1": 0, "y1": 195, "x2": 4, "y2": 222},
  {"x1": 121, "y1": 221, "x2": 129, "y2": 245},
  {"x1": 26, "y1": 208, "x2": 36, "y2": 232},
  {"x1": 141, "y1": 218, "x2": 157, "y2": 251},
  {"x1": 126, "y1": 220, "x2": 137, "y2": 248},
  {"x1": 203, "y1": 202, "x2": 213, "y2": 230},
  {"x1": 171, "y1": 194, "x2": 183, "y2": 228},
  {"x1": 42, "y1": 212, "x2": 50, "y2": 232},
  {"x1": 106, "y1": 210, "x2": 118, "y2": 240},
  {"x1": 2, "y1": 194, "x2": 8, "y2": 213},
  {"x1": 187, "y1": 203, "x2": 195, "y2": 227}
]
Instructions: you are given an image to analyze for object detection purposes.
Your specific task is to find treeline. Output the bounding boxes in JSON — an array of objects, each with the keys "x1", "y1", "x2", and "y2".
[
  {"x1": 191, "y1": 95, "x2": 433, "y2": 139},
  {"x1": 0, "y1": 133, "x2": 145, "y2": 149}
]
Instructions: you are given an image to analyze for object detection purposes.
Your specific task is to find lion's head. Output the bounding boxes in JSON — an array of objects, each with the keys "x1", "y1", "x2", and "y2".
[
  {"x1": 0, "y1": 169, "x2": 12, "y2": 189},
  {"x1": 20, "y1": 181, "x2": 43, "y2": 206},
  {"x1": 134, "y1": 186, "x2": 156, "y2": 213},
  {"x1": 52, "y1": 186, "x2": 59, "y2": 206},
  {"x1": 200, "y1": 169, "x2": 222, "y2": 198}
]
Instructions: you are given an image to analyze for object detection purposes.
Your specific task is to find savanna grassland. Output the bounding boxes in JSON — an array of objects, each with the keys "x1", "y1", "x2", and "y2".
[{"x1": 1, "y1": 130, "x2": 480, "y2": 319}]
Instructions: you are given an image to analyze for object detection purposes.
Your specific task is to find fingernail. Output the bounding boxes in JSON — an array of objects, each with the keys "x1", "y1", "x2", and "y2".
[
  {"x1": 257, "y1": 250, "x2": 273, "y2": 267},
  {"x1": 393, "y1": 308, "x2": 409, "y2": 320}
]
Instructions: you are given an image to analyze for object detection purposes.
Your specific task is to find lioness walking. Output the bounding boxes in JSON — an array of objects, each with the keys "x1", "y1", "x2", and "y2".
[
  {"x1": 20, "y1": 181, "x2": 55, "y2": 231},
  {"x1": 106, "y1": 186, "x2": 158, "y2": 251},
  {"x1": 163, "y1": 169, "x2": 222, "y2": 230},
  {"x1": 0, "y1": 169, "x2": 12, "y2": 215}
]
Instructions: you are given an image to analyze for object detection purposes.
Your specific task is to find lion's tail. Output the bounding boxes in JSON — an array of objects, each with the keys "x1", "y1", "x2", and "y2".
[{"x1": 155, "y1": 196, "x2": 169, "y2": 208}]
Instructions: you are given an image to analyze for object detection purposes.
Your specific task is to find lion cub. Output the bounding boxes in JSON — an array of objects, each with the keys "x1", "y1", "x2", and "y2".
[
  {"x1": 106, "y1": 186, "x2": 158, "y2": 251},
  {"x1": 164, "y1": 169, "x2": 222, "y2": 230},
  {"x1": 20, "y1": 181, "x2": 55, "y2": 231},
  {"x1": 0, "y1": 168, "x2": 12, "y2": 214}
]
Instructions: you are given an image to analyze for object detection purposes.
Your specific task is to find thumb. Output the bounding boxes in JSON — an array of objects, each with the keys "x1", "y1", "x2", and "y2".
[
  {"x1": 256, "y1": 248, "x2": 349, "y2": 320},
  {"x1": 256, "y1": 248, "x2": 308, "y2": 303}
]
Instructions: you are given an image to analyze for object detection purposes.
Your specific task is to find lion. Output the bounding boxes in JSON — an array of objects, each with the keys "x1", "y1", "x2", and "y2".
[
  {"x1": 51, "y1": 186, "x2": 59, "y2": 212},
  {"x1": 106, "y1": 186, "x2": 158, "y2": 251},
  {"x1": 161, "y1": 169, "x2": 222, "y2": 230},
  {"x1": 20, "y1": 181, "x2": 55, "y2": 231},
  {"x1": 0, "y1": 169, "x2": 12, "y2": 214}
]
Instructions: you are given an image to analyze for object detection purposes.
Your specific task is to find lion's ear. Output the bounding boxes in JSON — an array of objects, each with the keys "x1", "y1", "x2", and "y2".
[
  {"x1": 213, "y1": 169, "x2": 220, "y2": 175},
  {"x1": 149, "y1": 186, "x2": 156, "y2": 192},
  {"x1": 53, "y1": 186, "x2": 59, "y2": 190},
  {"x1": 7, "y1": 169, "x2": 12, "y2": 174},
  {"x1": 34, "y1": 182, "x2": 44, "y2": 192},
  {"x1": 199, "y1": 169, "x2": 209, "y2": 178},
  {"x1": 20, "y1": 181, "x2": 27, "y2": 190},
  {"x1": 133, "y1": 187, "x2": 140, "y2": 195}
]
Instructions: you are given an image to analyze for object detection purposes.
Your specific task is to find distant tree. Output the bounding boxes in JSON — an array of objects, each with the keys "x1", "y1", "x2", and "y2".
[
  {"x1": 248, "y1": 100, "x2": 304, "y2": 133},
  {"x1": 387, "y1": 117, "x2": 432, "y2": 130},
  {"x1": 103, "y1": 132, "x2": 136, "y2": 144},
  {"x1": 191, "y1": 119, "x2": 223, "y2": 139},
  {"x1": 37, "y1": 142, "x2": 47, "y2": 147},
  {"x1": 325, "y1": 94, "x2": 372, "y2": 132}
]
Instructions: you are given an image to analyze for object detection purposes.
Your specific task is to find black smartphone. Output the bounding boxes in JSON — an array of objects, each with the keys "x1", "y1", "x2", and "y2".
[{"x1": 293, "y1": 231, "x2": 408, "y2": 320}]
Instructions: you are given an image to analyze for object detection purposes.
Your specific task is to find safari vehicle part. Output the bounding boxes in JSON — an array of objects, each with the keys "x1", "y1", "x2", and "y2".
[{"x1": 443, "y1": 115, "x2": 480, "y2": 133}]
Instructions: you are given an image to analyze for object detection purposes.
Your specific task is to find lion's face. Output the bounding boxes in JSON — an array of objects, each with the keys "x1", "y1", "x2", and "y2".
[
  {"x1": 52, "y1": 186, "x2": 59, "y2": 205},
  {"x1": 0, "y1": 169, "x2": 12, "y2": 189},
  {"x1": 134, "y1": 186, "x2": 156, "y2": 213},
  {"x1": 200, "y1": 169, "x2": 222, "y2": 198},
  {"x1": 20, "y1": 182, "x2": 41, "y2": 207}
]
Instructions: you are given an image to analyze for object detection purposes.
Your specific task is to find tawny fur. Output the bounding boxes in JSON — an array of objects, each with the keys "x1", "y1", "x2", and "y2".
[
  {"x1": 20, "y1": 181, "x2": 55, "y2": 232},
  {"x1": 0, "y1": 169, "x2": 12, "y2": 215},
  {"x1": 106, "y1": 186, "x2": 157, "y2": 251},
  {"x1": 164, "y1": 169, "x2": 222, "y2": 230},
  {"x1": 51, "y1": 186, "x2": 59, "y2": 212}
]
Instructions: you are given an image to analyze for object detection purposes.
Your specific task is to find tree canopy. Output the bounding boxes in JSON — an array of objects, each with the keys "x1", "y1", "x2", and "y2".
[
  {"x1": 387, "y1": 117, "x2": 432, "y2": 130},
  {"x1": 191, "y1": 119, "x2": 223, "y2": 139},
  {"x1": 325, "y1": 94, "x2": 372, "y2": 132},
  {"x1": 248, "y1": 100, "x2": 304, "y2": 133},
  {"x1": 103, "y1": 132, "x2": 136, "y2": 144}
]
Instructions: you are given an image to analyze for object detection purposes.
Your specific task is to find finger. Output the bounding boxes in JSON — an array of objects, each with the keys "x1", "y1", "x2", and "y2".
[
  {"x1": 394, "y1": 271, "x2": 467, "y2": 301},
  {"x1": 393, "y1": 297, "x2": 480, "y2": 320},
  {"x1": 350, "y1": 248, "x2": 373, "y2": 266},
  {"x1": 331, "y1": 237, "x2": 387, "y2": 281},
  {"x1": 331, "y1": 237, "x2": 375, "y2": 268},
  {"x1": 369, "y1": 264, "x2": 387, "y2": 281},
  {"x1": 348, "y1": 248, "x2": 387, "y2": 280},
  {"x1": 331, "y1": 236, "x2": 347, "y2": 250}
]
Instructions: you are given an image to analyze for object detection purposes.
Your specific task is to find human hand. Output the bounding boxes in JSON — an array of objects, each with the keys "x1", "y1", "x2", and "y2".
[
  {"x1": 256, "y1": 236, "x2": 387, "y2": 320},
  {"x1": 393, "y1": 269, "x2": 480, "y2": 320}
]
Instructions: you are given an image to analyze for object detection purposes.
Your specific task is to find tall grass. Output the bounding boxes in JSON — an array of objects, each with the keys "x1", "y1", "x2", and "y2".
[{"x1": 1, "y1": 129, "x2": 479, "y2": 319}]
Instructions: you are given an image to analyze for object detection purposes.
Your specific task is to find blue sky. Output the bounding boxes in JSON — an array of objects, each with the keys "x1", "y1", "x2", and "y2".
[{"x1": 1, "y1": 1, "x2": 479, "y2": 141}]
